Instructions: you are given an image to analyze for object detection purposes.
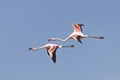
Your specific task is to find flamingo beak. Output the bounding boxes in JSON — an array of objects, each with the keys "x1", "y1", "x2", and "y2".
[
  {"x1": 48, "y1": 39, "x2": 51, "y2": 41},
  {"x1": 28, "y1": 48, "x2": 34, "y2": 50},
  {"x1": 79, "y1": 40, "x2": 83, "y2": 44}
]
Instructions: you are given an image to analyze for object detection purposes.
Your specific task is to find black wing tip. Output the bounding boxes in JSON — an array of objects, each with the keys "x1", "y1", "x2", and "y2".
[
  {"x1": 48, "y1": 39, "x2": 51, "y2": 42},
  {"x1": 53, "y1": 60, "x2": 56, "y2": 63},
  {"x1": 76, "y1": 36, "x2": 83, "y2": 44},
  {"x1": 28, "y1": 48, "x2": 33, "y2": 50},
  {"x1": 78, "y1": 24, "x2": 84, "y2": 26},
  {"x1": 99, "y1": 36, "x2": 104, "y2": 39},
  {"x1": 52, "y1": 58, "x2": 56, "y2": 63},
  {"x1": 52, "y1": 53, "x2": 56, "y2": 63}
]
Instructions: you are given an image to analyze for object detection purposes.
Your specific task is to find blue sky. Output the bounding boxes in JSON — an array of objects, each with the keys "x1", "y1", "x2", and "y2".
[{"x1": 0, "y1": 0, "x2": 120, "y2": 80}]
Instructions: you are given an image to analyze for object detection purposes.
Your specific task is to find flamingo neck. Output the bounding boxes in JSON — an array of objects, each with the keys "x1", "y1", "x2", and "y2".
[
  {"x1": 55, "y1": 38, "x2": 67, "y2": 42},
  {"x1": 33, "y1": 46, "x2": 44, "y2": 50}
]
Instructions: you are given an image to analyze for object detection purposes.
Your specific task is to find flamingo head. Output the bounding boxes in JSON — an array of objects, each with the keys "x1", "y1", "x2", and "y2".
[
  {"x1": 48, "y1": 38, "x2": 58, "y2": 41},
  {"x1": 28, "y1": 48, "x2": 36, "y2": 51}
]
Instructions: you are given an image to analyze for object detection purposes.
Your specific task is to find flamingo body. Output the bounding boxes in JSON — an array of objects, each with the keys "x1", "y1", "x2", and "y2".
[
  {"x1": 48, "y1": 23, "x2": 104, "y2": 44},
  {"x1": 28, "y1": 43, "x2": 74, "y2": 63}
]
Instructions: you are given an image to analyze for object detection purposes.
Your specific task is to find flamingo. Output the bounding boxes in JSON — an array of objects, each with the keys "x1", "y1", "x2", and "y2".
[
  {"x1": 48, "y1": 24, "x2": 104, "y2": 44},
  {"x1": 28, "y1": 43, "x2": 74, "y2": 63}
]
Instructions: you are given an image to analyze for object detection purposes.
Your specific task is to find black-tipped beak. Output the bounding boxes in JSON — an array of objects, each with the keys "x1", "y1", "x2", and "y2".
[
  {"x1": 78, "y1": 39, "x2": 83, "y2": 44},
  {"x1": 78, "y1": 24, "x2": 84, "y2": 26},
  {"x1": 48, "y1": 39, "x2": 51, "y2": 42},
  {"x1": 28, "y1": 48, "x2": 33, "y2": 50}
]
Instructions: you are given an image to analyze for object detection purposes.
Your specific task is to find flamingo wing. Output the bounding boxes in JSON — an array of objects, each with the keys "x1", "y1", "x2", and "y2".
[
  {"x1": 72, "y1": 24, "x2": 83, "y2": 32},
  {"x1": 47, "y1": 45, "x2": 58, "y2": 63}
]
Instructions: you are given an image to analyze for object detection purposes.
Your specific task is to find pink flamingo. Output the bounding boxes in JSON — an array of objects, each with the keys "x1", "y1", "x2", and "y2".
[
  {"x1": 48, "y1": 24, "x2": 104, "y2": 44},
  {"x1": 28, "y1": 43, "x2": 74, "y2": 63}
]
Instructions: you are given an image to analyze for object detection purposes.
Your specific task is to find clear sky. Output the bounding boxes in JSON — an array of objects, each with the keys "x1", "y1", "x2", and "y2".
[{"x1": 0, "y1": 0, "x2": 120, "y2": 80}]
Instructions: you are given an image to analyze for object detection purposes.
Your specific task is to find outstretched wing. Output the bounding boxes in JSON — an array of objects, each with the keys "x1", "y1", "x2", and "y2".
[
  {"x1": 72, "y1": 24, "x2": 83, "y2": 32},
  {"x1": 47, "y1": 46, "x2": 58, "y2": 63}
]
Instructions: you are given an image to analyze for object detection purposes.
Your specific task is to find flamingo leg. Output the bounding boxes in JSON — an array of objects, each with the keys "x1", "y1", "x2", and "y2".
[{"x1": 88, "y1": 36, "x2": 104, "y2": 39}]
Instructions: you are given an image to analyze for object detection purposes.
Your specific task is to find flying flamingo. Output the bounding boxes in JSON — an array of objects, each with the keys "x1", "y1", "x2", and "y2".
[
  {"x1": 28, "y1": 43, "x2": 74, "y2": 63},
  {"x1": 48, "y1": 24, "x2": 104, "y2": 44}
]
